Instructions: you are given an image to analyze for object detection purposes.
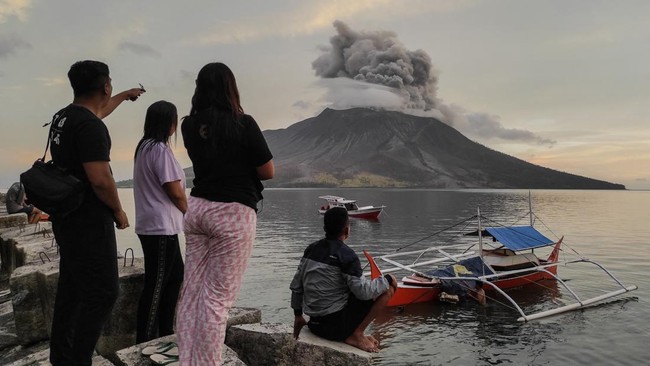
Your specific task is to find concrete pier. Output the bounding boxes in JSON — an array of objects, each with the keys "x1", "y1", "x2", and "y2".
[{"x1": 0, "y1": 208, "x2": 374, "y2": 365}]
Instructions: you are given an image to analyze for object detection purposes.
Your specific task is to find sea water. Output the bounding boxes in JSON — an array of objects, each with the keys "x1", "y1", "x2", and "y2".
[{"x1": 116, "y1": 188, "x2": 650, "y2": 365}]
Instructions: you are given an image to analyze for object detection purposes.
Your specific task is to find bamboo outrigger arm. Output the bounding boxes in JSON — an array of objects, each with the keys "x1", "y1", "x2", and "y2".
[
  {"x1": 516, "y1": 258, "x2": 638, "y2": 322},
  {"x1": 518, "y1": 285, "x2": 638, "y2": 322}
]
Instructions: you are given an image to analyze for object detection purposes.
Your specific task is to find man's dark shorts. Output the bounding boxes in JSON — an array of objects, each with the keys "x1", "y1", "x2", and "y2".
[
  {"x1": 307, "y1": 295, "x2": 374, "y2": 341},
  {"x1": 14, "y1": 204, "x2": 34, "y2": 215}
]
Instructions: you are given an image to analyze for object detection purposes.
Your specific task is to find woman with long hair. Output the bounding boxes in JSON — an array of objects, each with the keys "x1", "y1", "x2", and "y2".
[
  {"x1": 176, "y1": 62, "x2": 274, "y2": 364},
  {"x1": 133, "y1": 100, "x2": 187, "y2": 343}
]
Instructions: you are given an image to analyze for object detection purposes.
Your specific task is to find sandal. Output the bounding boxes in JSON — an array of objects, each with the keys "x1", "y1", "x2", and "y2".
[
  {"x1": 150, "y1": 353, "x2": 179, "y2": 365},
  {"x1": 141, "y1": 342, "x2": 177, "y2": 356}
]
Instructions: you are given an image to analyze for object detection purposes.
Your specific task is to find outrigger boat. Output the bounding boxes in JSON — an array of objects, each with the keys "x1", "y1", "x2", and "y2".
[
  {"x1": 364, "y1": 202, "x2": 637, "y2": 322},
  {"x1": 318, "y1": 195, "x2": 385, "y2": 219}
]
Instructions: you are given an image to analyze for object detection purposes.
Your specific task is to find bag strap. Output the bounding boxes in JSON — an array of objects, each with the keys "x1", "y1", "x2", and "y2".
[{"x1": 41, "y1": 110, "x2": 67, "y2": 162}]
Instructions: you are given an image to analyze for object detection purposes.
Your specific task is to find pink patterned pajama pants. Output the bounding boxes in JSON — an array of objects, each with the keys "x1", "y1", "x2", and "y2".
[{"x1": 176, "y1": 196, "x2": 256, "y2": 365}]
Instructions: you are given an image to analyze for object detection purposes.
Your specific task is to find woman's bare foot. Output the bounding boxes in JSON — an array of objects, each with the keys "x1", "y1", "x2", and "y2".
[
  {"x1": 345, "y1": 332, "x2": 380, "y2": 352},
  {"x1": 366, "y1": 335, "x2": 379, "y2": 346}
]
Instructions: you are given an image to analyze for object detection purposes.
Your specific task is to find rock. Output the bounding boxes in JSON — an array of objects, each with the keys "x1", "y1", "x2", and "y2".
[
  {"x1": 113, "y1": 333, "x2": 245, "y2": 366},
  {"x1": 227, "y1": 306, "x2": 262, "y2": 327},
  {"x1": 0, "y1": 341, "x2": 49, "y2": 365},
  {"x1": 9, "y1": 262, "x2": 58, "y2": 344},
  {"x1": 8, "y1": 256, "x2": 146, "y2": 354},
  {"x1": 96, "y1": 258, "x2": 145, "y2": 357},
  {"x1": 110, "y1": 307, "x2": 259, "y2": 365},
  {"x1": 226, "y1": 323, "x2": 295, "y2": 366},
  {"x1": 0, "y1": 295, "x2": 18, "y2": 351},
  {"x1": 293, "y1": 328, "x2": 372, "y2": 366},
  {"x1": 0, "y1": 214, "x2": 27, "y2": 229},
  {"x1": 0, "y1": 331, "x2": 18, "y2": 353},
  {"x1": 2, "y1": 346, "x2": 114, "y2": 366},
  {"x1": 1, "y1": 222, "x2": 56, "y2": 275},
  {"x1": 226, "y1": 323, "x2": 373, "y2": 366}
]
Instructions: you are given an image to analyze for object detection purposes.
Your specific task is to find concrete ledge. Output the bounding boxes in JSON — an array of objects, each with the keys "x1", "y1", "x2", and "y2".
[
  {"x1": 0, "y1": 214, "x2": 27, "y2": 229},
  {"x1": 227, "y1": 306, "x2": 262, "y2": 327},
  {"x1": 113, "y1": 334, "x2": 245, "y2": 366},
  {"x1": 3, "y1": 347, "x2": 113, "y2": 366},
  {"x1": 226, "y1": 323, "x2": 294, "y2": 366},
  {"x1": 111, "y1": 307, "x2": 259, "y2": 365},
  {"x1": 226, "y1": 323, "x2": 372, "y2": 366},
  {"x1": 10, "y1": 261, "x2": 59, "y2": 344},
  {"x1": 1, "y1": 222, "x2": 55, "y2": 275},
  {"x1": 294, "y1": 327, "x2": 372, "y2": 365}
]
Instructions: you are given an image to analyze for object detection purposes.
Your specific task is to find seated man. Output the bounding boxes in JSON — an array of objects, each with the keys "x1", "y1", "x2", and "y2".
[
  {"x1": 290, "y1": 207, "x2": 396, "y2": 352},
  {"x1": 5, "y1": 182, "x2": 43, "y2": 224}
]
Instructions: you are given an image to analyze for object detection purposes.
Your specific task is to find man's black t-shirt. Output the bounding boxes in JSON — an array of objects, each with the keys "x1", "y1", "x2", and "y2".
[
  {"x1": 49, "y1": 104, "x2": 112, "y2": 219},
  {"x1": 181, "y1": 112, "x2": 272, "y2": 211}
]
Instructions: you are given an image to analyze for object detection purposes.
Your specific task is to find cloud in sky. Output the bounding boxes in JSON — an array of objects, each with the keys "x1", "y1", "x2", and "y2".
[
  {"x1": 34, "y1": 77, "x2": 67, "y2": 87},
  {"x1": 454, "y1": 108, "x2": 556, "y2": 146},
  {"x1": 118, "y1": 41, "x2": 162, "y2": 58},
  {"x1": 0, "y1": 0, "x2": 32, "y2": 23},
  {"x1": 188, "y1": 0, "x2": 390, "y2": 45},
  {"x1": 317, "y1": 78, "x2": 405, "y2": 110},
  {"x1": 184, "y1": 0, "x2": 474, "y2": 46},
  {"x1": 0, "y1": 34, "x2": 31, "y2": 58}
]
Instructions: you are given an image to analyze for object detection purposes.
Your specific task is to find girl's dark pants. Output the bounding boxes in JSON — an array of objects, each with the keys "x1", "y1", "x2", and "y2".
[{"x1": 136, "y1": 234, "x2": 184, "y2": 343}]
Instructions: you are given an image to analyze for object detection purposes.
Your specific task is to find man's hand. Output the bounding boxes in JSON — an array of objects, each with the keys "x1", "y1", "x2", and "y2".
[
  {"x1": 125, "y1": 86, "x2": 146, "y2": 101},
  {"x1": 114, "y1": 209, "x2": 129, "y2": 230},
  {"x1": 293, "y1": 315, "x2": 307, "y2": 339},
  {"x1": 387, "y1": 274, "x2": 398, "y2": 290},
  {"x1": 99, "y1": 86, "x2": 146, "y2": 119},
  {"x1": 385, "y1": 274, "x2": 398, "y2": 297}
]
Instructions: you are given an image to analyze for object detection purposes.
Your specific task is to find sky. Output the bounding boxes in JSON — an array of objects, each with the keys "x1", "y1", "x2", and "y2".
[{"x1": 1, "y1": 0, "x2": 649, "y2": 190}]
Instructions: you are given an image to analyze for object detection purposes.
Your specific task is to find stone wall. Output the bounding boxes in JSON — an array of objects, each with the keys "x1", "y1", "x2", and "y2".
[{"x1": 1, "y1": 219, "x2": 375, "y2": 365}]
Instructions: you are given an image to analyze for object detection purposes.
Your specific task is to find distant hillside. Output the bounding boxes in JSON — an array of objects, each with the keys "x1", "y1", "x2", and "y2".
[
  {"x1": 261, "y1": 108, "x2": 624, "y2": 189},
  {"x1": 116, "y1": 167, "x2": 194, "y2": 189},
  {"x1": 117, "y1": 108, "x2": 624, "y2": 189}
]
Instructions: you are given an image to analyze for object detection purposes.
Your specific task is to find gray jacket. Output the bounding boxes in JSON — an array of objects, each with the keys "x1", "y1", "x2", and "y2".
[{"x1": 290, "y1": 238, "x2": 389, "y2": 317}]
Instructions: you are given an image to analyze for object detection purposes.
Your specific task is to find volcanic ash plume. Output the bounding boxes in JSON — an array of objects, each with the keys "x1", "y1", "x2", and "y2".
[
  {"x1": 310, "y1": 21, "x2": 555, "y2": 147},
  {"x1": 312, "y1": 20, "x2": 439, "y2": 111}
]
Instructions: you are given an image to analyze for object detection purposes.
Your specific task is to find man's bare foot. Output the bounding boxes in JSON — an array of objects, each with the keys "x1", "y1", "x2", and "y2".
[
  {"x1": 366, "y1": 335, "x2": 379, "y2": 346},
  {"x1": 345, "y1": 333, "x2": 380, "y2": 352}
]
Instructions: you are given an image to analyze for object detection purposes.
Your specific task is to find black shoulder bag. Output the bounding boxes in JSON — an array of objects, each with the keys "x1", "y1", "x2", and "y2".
[{"x1": 20, "y1": 112, "x2": 85, "y2": 218}]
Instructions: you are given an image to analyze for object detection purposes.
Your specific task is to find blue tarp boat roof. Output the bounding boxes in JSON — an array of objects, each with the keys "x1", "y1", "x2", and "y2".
[{"x1": 483, "y1": 226, "x2": 554, "y2": 251}]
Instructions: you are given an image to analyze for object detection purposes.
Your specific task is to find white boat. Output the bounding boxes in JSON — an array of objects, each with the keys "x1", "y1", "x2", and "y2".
[{"x1": 318, "y1": 195, "x2": 385, "y2": 219}]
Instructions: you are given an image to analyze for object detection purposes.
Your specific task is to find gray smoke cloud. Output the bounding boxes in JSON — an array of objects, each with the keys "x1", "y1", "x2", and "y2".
[
  {"x1": 312, "y1": 21, "x2": 555, "y2": 146},
  {"x1": 313, "y1": 20, "x2": 438, "y2": 110}
]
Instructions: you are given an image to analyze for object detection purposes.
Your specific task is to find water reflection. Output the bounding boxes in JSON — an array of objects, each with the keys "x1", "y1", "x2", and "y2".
[{"x1": 115, "y1": 188, "x2": 650, "y2": 365}]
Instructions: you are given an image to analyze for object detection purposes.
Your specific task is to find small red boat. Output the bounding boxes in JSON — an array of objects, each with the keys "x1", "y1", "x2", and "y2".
[
  {"x1": 366, "y1": 236, "x2": 563, "y2": 308},
  {"x1": 363, "y1": 206, "x2": 637, "y2": 322},
  {"x1": 318, "y1": 195, "x2": 385, "y2": 219}
]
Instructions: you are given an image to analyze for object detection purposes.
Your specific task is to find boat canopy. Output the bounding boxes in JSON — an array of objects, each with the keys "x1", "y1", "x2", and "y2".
[
  {"x1": 318, "y1": 195, "x2": 356, "y2": 204},
  {"x1": 483, "y1": 226, "x2": 554, "y2": 251}
]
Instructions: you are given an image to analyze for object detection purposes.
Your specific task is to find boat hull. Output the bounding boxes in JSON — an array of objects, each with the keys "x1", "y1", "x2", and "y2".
[
  {"x1": 318, "y1": 207, "x2": 383, "y2": 219},
  {"x1": 387, "y1": 265, "x2": 559, "y2": 307}
]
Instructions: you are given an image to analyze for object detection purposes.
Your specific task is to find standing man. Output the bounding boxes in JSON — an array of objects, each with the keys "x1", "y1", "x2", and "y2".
[
  {"x1": 290, "y1": 207, "x2": 397, "y2": 353},
  {"x1": 49, "y1": 60, "x2": 144, "y2": 366}
]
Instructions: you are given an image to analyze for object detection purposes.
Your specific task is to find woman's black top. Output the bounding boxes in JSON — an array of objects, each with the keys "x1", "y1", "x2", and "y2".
[{"x1": 181, "y1": 112, "x2": 272, "y2": 211}]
